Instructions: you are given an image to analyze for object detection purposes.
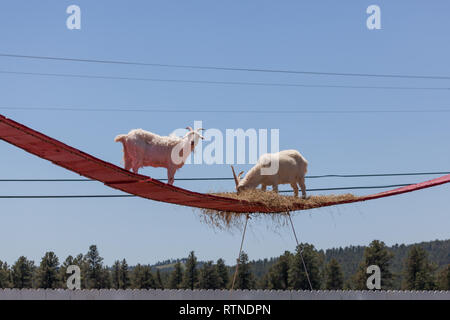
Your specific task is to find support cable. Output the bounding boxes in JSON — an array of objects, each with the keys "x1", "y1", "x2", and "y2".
[
  {"x1": 231, "y1": 214, "x2": 250, "y2": 290},
  {"x1": 288, "y1": 212, "x2": 313, "y2": 290}
]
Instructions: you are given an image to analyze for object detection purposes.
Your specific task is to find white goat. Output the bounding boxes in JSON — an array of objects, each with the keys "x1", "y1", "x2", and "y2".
[
  {"x1": 115, "y1": 126, "x2": 204, "y2": 185},
  {"x1": 231, "y1": 149, "x2": 308, "y2": 198}
]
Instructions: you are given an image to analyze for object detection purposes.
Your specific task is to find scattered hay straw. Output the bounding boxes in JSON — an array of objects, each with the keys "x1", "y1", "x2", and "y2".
[{"x1": 197, "y1": 189, "x2": 359, "y2": 230}]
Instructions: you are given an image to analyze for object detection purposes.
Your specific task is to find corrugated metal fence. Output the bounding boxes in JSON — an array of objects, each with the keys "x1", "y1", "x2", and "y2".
[{"x1": 0, "y1": 289, "x2": 449, "y2": 300}]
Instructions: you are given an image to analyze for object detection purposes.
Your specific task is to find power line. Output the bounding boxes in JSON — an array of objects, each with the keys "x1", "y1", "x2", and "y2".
[
  {"x1": 306, "y1": 172, "x2": 450, "y2": 178},
  {"x1": 0, "y1": 171, "x2": 448, "y2": 182},
  {"x1": 0, "y1": 194, "x2": 133, "y2": 199},
  {"x1": 1, "y1": 53, "x2": 450, "y2": 80},
  {"x1": 0, "y1": 183, "x2": 418, "y2": 198},
  {"x1": 1, "y1": 70, "x2": 450, "y2": 91},
  {"x1": 280, "y1": 184, "x2": 412, "y2": 193},
  {"x1": 0, "y1": 171, "x2": 450, "y2": 182},
  {"x1": 1, "y1": 106, "x2": 450, "y2": 114}
]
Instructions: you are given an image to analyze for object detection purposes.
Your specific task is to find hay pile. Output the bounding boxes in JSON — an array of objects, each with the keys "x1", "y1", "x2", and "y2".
[{"x1": 198, "y1": 190, "x2": 359, "y2": 230}]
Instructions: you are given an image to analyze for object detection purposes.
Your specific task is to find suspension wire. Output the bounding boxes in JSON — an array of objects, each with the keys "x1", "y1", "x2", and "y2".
[
  {"x1": 305, "y1": 172, "x2": 450, "y2": 178},
  {"x1": 2, "y1": 106, "x2": 450, "y2": 114},
  {"x1": 1, "y1": 70, "x2": 450, "y2": 91},
  {"x1": 231, "y1": 214, "x2": 250, "y2": 291},
  {"x1": 2, "y1": 53, "x2": 450, "y2": 80},
  {"x1": 1, "y1": 171, "x2": 448, "y2": 182},
  {"x1": 288, "y1": 212, "x2": 313, "y2": 291},
  {"x1": 0, "y1": 195, "x2": 135, "y2": 199},
  {"x1": 280, "y1": 183, "x2": 413, "y2": 192},
  {"x1": 3, "y1": 172, "x2": 450, "y2": 198},
  {"x1": 0, "y1": 183, "x2": 424, "y2": 198}
]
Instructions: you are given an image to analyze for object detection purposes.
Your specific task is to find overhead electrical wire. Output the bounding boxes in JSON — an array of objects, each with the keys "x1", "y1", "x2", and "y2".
[
  {"x1": 1, "y1": 70, "x2": 450, "y2": 91},
  {"x1": 1, "y1": 53, "x2": 450, "y2": 80},
  {"x1": 0, "y1": 195, "x2": 134, "y2": 199},
  {"x1": 1, "y1": 106, "x2": 450, "y2": 114},
  {"x1": 3, "y1": 172, "x2": 447, "y2": 198},
  {"x1": 0, "y1": 171, "x2": 449, "y2": 182},
  {"x1": 0, "y1": 183, "x2": 419, "y2": 198}
]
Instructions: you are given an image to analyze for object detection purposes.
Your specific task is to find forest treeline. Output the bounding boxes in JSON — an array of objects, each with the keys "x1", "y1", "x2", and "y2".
[{"x1": 0, "y1": 239, "x2": 449, "y2": 290}]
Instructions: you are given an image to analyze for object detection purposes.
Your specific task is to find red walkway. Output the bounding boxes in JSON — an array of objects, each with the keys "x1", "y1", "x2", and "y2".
[{"x1": 1, "y1": 114, "x2": 449, "y2": 213}]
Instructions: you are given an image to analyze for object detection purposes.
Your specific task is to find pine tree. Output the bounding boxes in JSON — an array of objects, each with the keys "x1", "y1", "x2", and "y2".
[
  {"x1": 58, "y1": 255, "x2": 74, "y2": 288},
  {"x1": 198, "y1": 261, "x2": 220, "y2": 289},
  {"x1": 258, "y1": 273, "x2": 270, "y2": 289},
  {"x1": 403, "y1": 245, "x2": 437, "y2": 290},
  {"x1": 267, "y1": 251, "x2": 292, "y2": 289},
  {"x1": 181, "y1": 251, "x2": 199, "y2": 290},
  {"x1": 169, "y1": 262, "x2": 184, "y2": 289},
  {"x1": 119, "y1": 259, "x2": 130, "y2": 289},
  {"x1": 36, "y1": 252, "x2": 60, "y2": 288},
  {"x1": 84, "y1": 245, "x2": 104, "y2": 289},
  {"x1": 353, "y1": 240, "x2": 394, "y2": 290},
  {"x1": 11, "y1": 256, "x2": 35, "y2": 288},
  {"x1": 112, "y1": 260, "x2": 121, "y2": 289},
  {"x1": 155, "y1": 269, "x2": 164, "y2": 289},
  {"x1": 437, "y1": 265, "x2": 450, "y2": 290},
  {"x1": 325, "y1": 258, "x2": 344, "y2": 290},
  {"x1": 288, "y1": 244, "x2": 321, "y2": 290},
  {"x1": 59, "y1": 254, "x2": 87, "y2": 289},
  {"x1": 132, "y1": 264, "x2": 155, "y2": 289},
  {"x1": 78, "y1": 253, "x2": 90, "y2": 289},
  {"x1": 234, "y1": 252, "x2": 255, "y2": 290},
  {"x1": 100, "y1": 266, "x2": 112, "y2": 289},
  {"x1": 216, "y1": 258, "x2": 229, "y2": 289},
  {"x1": 0, "y1": 261, "x2": 11, "y2": 288}
]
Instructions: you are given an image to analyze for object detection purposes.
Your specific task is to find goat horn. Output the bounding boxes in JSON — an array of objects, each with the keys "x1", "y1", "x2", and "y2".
[
  {"x1": 231, "y1": 165, "x2": 239, "y2": 189},
  {"x1": 186, "y1": 126, "x2": 193, "y2": 131}
]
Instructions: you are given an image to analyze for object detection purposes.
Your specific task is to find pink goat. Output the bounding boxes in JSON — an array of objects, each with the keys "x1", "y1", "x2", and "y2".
[{"x1": 115, "y1": 126, "x2": 204, "y2": 185}]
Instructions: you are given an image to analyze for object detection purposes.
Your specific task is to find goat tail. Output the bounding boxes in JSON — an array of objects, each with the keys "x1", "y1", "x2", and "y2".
[{"x1": 114, "y1": 134, "x2": 127, "y2": 143}]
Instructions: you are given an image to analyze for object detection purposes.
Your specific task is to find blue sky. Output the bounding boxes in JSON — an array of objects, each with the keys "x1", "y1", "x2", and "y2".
[{"x1": 0, "y1": 0, "x2": 449, "y2": 266}]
